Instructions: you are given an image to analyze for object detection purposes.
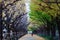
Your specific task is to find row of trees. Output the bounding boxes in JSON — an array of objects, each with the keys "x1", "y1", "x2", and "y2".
[
  {"x1": 29, "y1": 0, "x2": 60, "y2": 39},
  {"x1": 0, "y1": 0, "x2": 28, "y2": 40}
]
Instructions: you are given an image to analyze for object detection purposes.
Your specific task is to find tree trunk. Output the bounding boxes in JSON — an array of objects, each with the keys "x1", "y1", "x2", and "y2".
[
  {"x1": 56, "y1": 15, "x2": 60, "y2": 38},
  {"x1": 57, "y1": 25, "x2": 60, "y2": 38},
  {"x1": 46, "y1": 23, "x2": 51, "y2": 36},
  {"x1": 51, "y1": 25, "x2": 56, "y2": 37},
  {"x1": 16, "y1": 31, "x2": 18, "y2": 40},
  {"x1": 57, "y1": 22, "x2": 60, "y2": 37},
  {"x1": 7, "y1": 24, "x2": 10, "y2": 40},
  {"x1": 50, "y1": 17, "x2": 56, "y2": 40},
  {"x1": 0, "y1": 2, "x2": 3, "y2": 40}
]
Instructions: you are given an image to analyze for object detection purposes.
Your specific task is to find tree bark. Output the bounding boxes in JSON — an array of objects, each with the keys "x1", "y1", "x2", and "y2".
[
  {"x1": 0, "y1": 2, "x2": 3, "y2": 40},
  {"x1": 51, "y1": 25, "x2": 56, "y2": 37},
  {"x1": 46, "y1": 23, "x2": 51, "y2": 36},
  {"x1": 56, "y1": 15, "x2": 60, "y2": 38}
]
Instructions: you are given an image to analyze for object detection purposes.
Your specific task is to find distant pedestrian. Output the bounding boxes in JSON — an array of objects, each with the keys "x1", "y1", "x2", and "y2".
[{"x1": 31, "y1": 32, "x2": 33, "y2": 36}]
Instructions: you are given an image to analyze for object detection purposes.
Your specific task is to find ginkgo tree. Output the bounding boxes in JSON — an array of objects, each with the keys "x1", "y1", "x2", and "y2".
[{"x1": 29, "y1": 0, "x2": 60, "y2": 38}]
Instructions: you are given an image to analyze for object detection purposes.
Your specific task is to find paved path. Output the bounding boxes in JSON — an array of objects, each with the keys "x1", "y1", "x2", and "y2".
[{"x1": 18, "y1": 34, "x2": 45, "y2": 40}]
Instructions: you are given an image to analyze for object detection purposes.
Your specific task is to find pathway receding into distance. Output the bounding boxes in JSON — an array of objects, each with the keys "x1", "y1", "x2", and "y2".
[{"x1": 18, "y1": 34, "x2": 45, "y2": 40}]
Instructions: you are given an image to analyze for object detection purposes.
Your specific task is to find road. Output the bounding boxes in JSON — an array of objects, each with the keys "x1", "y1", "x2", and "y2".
[{"x1": 18, "y1": 34, "x2": 45, "y2": 40}]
